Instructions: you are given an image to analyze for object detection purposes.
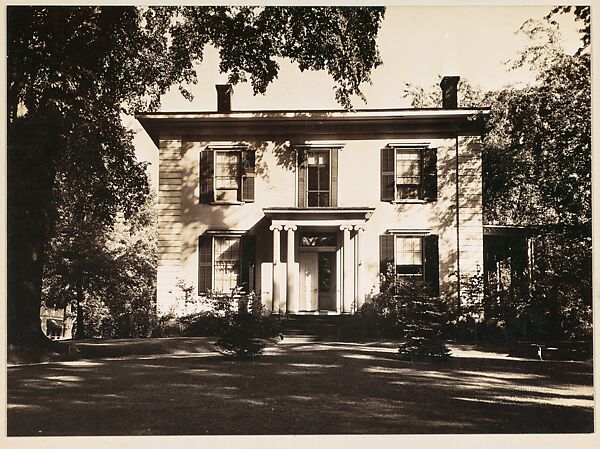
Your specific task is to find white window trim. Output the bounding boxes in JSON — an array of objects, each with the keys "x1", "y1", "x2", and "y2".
[
  {"x1": 393, "y1": 234, "x2": 425, "y2": 278},
  {"x1": 211, "y1": 234, "x2": 242, "y2": 294},
  {"x1": 305, "y1": 148, "x2": 332, "y2": 208},
  {"x1": 204, "y1": 144, "x2": 249, "y2": 205},
  {"x1": 386, "y1": 142, "x2": 432, "y2": 203}
]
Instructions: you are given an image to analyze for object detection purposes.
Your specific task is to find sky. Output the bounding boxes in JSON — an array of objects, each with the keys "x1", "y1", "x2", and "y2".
[{"x1": 129, "y1": 5, "x2": 584, "y2": 189}]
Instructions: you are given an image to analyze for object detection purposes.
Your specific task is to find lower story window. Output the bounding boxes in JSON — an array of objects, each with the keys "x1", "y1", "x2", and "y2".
[
  {"x1": 395, "y1": 236, "x2": 423, "y2": 277},
  {"x1": 380, "y1": 233, "x2": 439, "y2": 295},
  {"x1": 213, "y1": 237, "x2": 241, "y2": 293},
  {"x1": 199, "y1": 234, "x2": 255, "y2": 294}
]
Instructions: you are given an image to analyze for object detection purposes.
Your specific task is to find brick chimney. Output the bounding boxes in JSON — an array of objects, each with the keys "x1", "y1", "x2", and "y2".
[
  {"x1": 440, "y1": 76, "x2": 460, "y2": 109},
  {"x1": 216, "y1": 84, "x2": 232, "y2": 113}
]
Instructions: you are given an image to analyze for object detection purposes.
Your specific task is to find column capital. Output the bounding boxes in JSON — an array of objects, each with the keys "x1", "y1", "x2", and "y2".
[
  {"x1": 269, "y1": 224, "x2": 283, "y2": 231},
  {"x1": 284, "y1": 224, "x2": 298, "y2": 232},
  {"x1": 339, "y1": 224, "x2": 353, "y2": 231},
  {"x1": 353, "y1": 225, "x2": 365, "y2": 232}
]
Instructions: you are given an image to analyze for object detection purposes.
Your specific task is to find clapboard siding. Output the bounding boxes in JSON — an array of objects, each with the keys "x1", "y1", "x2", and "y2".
[{"x1": 158, "y1": 138, "x2": 182, "y2": 274}]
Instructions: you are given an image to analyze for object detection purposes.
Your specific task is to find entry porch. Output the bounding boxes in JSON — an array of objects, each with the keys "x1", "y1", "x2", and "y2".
[{"x1": 260, "y1": 208, "x2": 374, "y2": 315}]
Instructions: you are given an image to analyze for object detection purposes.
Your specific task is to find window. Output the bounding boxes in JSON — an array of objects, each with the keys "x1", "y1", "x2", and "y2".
[
  {"x1": 395, "y1": 150, "x2": 421, "y2": 200},
  {"x1": 297, "y1": 146, "x2": 339, "y2": 208},
  {"x1": 215, "y1": 151, "x2": 240, "y2": 193},
  {"x1": 395, "y1": 236, "x2": 423, "y2": 276},
  {"x1": 301, "y1": 233, "x2": 337, "y2": 247},
  {"x1": 198, "y1": 234, "x2": 256, "y2": 294},
  {"x1": 379, "y1": 233, "x2": 439, "y2": 294},
  {"x1": 200, "y1": 148, "x2": 255, "y2": 204},
  {"x1": 381, "y1": 145, "x2": 437, "y2": 202},
  {"x1": 213, "y1": 237, "x2": 240, "y2": 293},
  {"x1": 307, "y1": 151, "x2": 330, "y2": 207}
]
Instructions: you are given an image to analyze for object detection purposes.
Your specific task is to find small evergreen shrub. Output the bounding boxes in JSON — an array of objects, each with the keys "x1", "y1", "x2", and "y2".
[
  {"x1": 214, "y1": 291, "x2": 283, "y2": 360},
  {"x1": 397, "y1": 293, "x2": 452, "y2": 361}
]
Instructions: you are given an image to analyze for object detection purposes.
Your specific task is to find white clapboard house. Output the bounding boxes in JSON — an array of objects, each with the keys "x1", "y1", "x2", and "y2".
[{"x1": 137, "y1": 77, "x2": 492, "y2": 316}]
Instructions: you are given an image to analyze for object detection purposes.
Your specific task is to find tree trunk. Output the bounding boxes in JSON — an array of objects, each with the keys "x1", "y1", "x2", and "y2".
[
  {"x1": 7, "y1": 116, "x2": 59, "y2": 348},
  {"x1": 75, "y1": 284, "x2": 85, "y2": 340}
]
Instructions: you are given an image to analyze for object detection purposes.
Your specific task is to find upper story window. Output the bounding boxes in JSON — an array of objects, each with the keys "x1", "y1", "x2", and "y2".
[
  {"x1": 297, "y1": 146, "x2": 340, "y2": 208},
  {"x1": 381, "y1": 144, "x2": 437, "y2": 202},
  {"x1": 215, "y1": 151, "x2": 240, "y2": 193},
  {"x1": 395, "y1": 150, "x2": 421, "y2": 200},
  {"x1": 200, "y1": 146, "x2": 255, "y2": 204},
  {"x1": 306, "y1": 151, "x2": 330, "y2": 207}
]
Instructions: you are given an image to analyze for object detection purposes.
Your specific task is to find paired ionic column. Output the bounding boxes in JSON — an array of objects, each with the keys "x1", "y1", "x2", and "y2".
[
  {"x1": 340, "y1": 225, "x2": 353, "y2": 313},
  {"x1": 269, "y1": 224, "x2": 282, "y2": 312},
  {"x1": 354, "y1": 225, "x2": 365, "y2": 311},
  {"x1": 285, "y1": 224, "x2": 298, "y2": 313}
]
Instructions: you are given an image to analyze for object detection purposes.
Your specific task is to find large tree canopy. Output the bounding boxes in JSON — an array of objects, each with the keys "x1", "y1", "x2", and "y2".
[
  {"x1": 402, "y1": 9, "x2": 591, "y2": 341},
  {"x1": 7, "y1": 6, "x2": 385, "y2": 347}
]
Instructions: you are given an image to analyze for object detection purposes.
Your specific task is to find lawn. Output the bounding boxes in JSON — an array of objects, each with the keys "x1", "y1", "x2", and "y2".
[{"x1": 6, "y1": 337, "x2": 594, "y2": 435}]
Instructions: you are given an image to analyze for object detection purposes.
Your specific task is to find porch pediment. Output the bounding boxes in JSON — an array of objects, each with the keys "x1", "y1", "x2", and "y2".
[{"x1": 263, "y1": 207, "x2": 374, "y2": 227}]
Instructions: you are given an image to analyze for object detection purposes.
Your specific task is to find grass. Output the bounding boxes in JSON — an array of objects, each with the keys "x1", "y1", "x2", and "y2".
[{"x1": 7, "y1": 336, "x2": 594, "y2": 435}]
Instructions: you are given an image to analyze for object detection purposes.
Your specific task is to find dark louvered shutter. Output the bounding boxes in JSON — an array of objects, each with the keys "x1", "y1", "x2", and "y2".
[
  {"x1": 422, "y1": 148, "x2": 438, "y2": 201},
  {"x1": 200, "y1": 150, "x2": 214, "y2": 203},
  {"x1": 381, "y1": 147, "x2": 395, "y2": 202},
  {"x1": 423, "y1": 234, "x2": 440, "y2": 296},
  {"x1": 240, "y1": 149, "x2": 256, "y2": 202},
  {"x1": 198, "y1": 235, "x2": 212, "y2": 294},
  {"x1": 379, "y1": 234, "x2": 395, "y2": 274},
  {"x1": 330, "y1": 148, "x2": 338, "y2": 207},
  {"x1": 297, "y1": 149, "x2": 307, "y2": 207},
  {"x1": 241, "y1": 235, "x2": 256, "y2": 293}
]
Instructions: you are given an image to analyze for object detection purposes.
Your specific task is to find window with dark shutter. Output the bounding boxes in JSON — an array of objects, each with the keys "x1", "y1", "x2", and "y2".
[
  {"x1": 330, "y1": 147, "x2": 338, "y2": 207},
  {"x1": 297, "y1": 149, "x2": 307, "y2": 207},
  {"x1": 381, "y1": 145, "x2": 437, "y2": 202},
  {"x1": 379, "y1": 234, "x2": 395, "y2": 274},
  {"x1": 297, "y1": 146, "x2": 340, "y2": 208},
  {"x1": 422, "y1": 148, "x2": 438, "y2": 202},
  {"x1": 198, "y1": 235, "x2": 212, "y2": 293},
  {"x1": 199, "y1": 150, "x2": 214, "y2": 203},
  {"x1": 381, "y1": 147, "x2": 395, "y2": 202},
  {"x1": 423, "y1": 234, "x2": 440, "y2": 296},
  {"x1": 240, "y1": 150, "x2": 256, "y2": 202}
]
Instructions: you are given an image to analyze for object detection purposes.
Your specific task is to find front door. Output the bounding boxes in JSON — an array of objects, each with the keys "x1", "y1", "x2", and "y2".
[{"x1": 299, "y1": 251, "x2": 336, "y2": 312}]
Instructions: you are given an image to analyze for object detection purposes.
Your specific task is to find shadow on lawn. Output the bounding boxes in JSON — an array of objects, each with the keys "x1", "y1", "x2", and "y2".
[{"x1": 7, "y1": 339, "x2": 594, "y2": 436}]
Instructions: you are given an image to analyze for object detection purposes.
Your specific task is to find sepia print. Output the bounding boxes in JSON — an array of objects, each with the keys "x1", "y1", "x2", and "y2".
[{"x1": 5, "y1": 3, "x2": 594, "y2": 446}]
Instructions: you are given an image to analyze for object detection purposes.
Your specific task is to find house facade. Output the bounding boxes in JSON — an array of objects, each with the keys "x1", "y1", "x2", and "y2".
[{"x1": 137, "y1": 76, "x2": 489, "y2": 316}]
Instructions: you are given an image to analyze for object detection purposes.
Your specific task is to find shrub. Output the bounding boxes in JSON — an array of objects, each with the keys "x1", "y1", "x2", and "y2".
[
  {"x1": 215, "y1": 291, "x2": 283, "y2": 360},
  {"x1": 346, "y1": 265, "x2": 409, "y2": 339},
  {"x1": 397, "y1": 293, "x2": 452, "y2": 361}
]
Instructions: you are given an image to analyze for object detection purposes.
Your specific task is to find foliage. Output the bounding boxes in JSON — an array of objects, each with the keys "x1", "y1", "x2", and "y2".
[
  {"x1": 485, "y1": 228, "x2": 592, "y2": 343},
  {"x1": 546, "y1": 6, "x2": 590, "y2": 55},
  {"x1": 397, "y1": 296, "x2": 452, "y2": 361},
  {"x1": 42, "y1": 191, "x2": 158, "y2": 339},
  {"x1": 348, "y1": 265, "x2": 410, "y2": 338},
  {"x1": 215, "y1": 291, "x2": 283, "y2": 360},
  {"x1": 151, "y1": 290, "x2": 283, "y2": 360},
  {"x1": 349, "y1": 264, "x2": 451, "y2": 362},
  {"x1": 403, "y1": 11, "x2": 591, "y2": 345},
  {"x1": 7, "y1": 5, "x2": 385, "y2": 346}
]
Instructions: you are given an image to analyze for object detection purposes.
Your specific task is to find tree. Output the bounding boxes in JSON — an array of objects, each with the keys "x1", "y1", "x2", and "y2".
[
  {"x1": 7, "y1": 6, "x2": 385, "y2": 347},
  {"x1": 42, "y1": 189, "x2": 158, "y2": 339},
  {"x1": 403, "y1": 9, "x2": 591, "y2": 342}
]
